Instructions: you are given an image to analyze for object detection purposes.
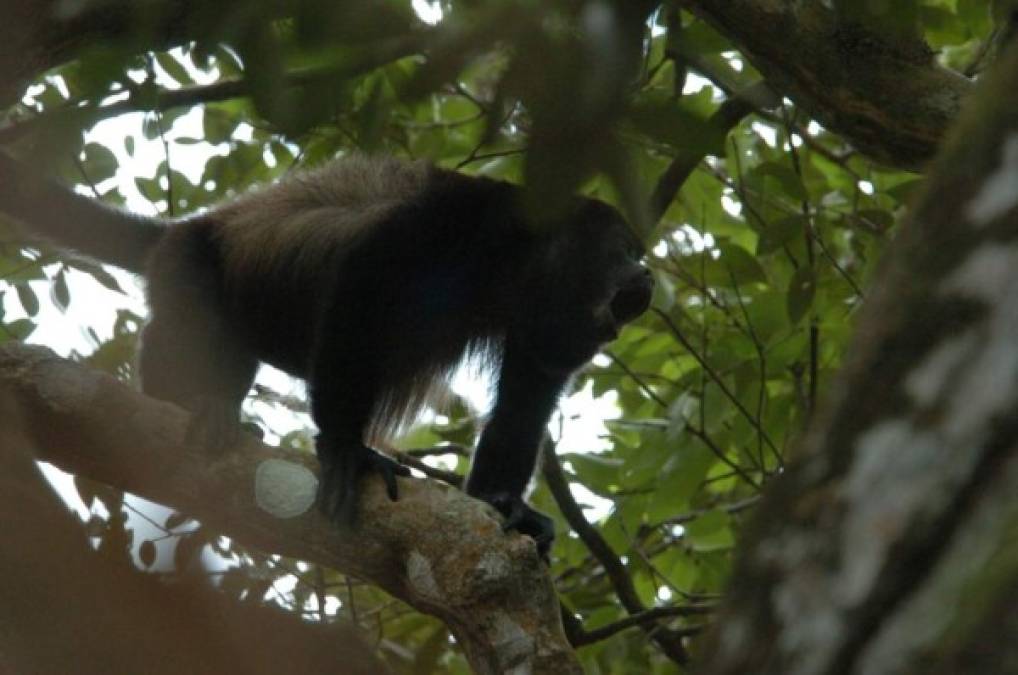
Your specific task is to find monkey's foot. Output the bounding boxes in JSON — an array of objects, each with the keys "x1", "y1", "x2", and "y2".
[
  {"x1": 481, "y1": 493, "x2": 555, "y2": 559},
  {"x1": 316, "y1": 441, "x2": 411, "y2": 525}
]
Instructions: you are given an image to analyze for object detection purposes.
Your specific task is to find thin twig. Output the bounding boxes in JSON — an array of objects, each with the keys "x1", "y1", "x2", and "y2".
[
  {"x1": 781, "y1": 105, "x2": 820, "y2": 418},
  {"x1": 402, "y1": 445, "x2": 469, "y2": 458},
  {"x1": 605, "y1": 352, "x2": 668, "y2": 408},
  {"x1": 685, "y1": 425, "x2": 761, "y2": 489},
  {"x1": 653, "y1": 308, "x2": 782, "y2": 466},
  {"x1": 572, "y1": 608, "x2": 709, "y2": 646},
  {"x1": 543, "y1": 448, "x2": 689, "y2": 665},
  {"x1": 392, "y1": 450, "x2": 463, "y2": 487}
]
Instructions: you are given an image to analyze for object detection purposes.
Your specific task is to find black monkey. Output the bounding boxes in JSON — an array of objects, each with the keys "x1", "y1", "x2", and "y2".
[{"x1": 0, "y1": 153, "x2": 653, "y2": 553}]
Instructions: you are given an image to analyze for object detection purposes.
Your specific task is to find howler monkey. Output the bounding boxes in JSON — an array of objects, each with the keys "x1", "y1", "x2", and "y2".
[{"x1": 0, "y1": 153, "x2": 653, "y2": 553}]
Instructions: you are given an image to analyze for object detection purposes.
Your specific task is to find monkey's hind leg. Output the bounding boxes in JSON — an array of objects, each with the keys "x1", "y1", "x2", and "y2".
[{"x1": 140, "y1": 289, "x2": 258, "y2": 451}]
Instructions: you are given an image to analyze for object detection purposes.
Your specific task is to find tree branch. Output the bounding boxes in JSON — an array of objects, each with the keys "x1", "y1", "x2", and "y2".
[
  {"x1": 572, "y1": 607, "x2": 709, "y2": 646},
  {"x1": 681, "y1": 0, "x2": 973, "y2": 170},
  {"x1": 0, "y1": 413, "x2": 388, "y2": 675},
  {"x1": 542, "y1": 449, "x2": 690, "y2": 665},
  {"x1": 0, "y1": 342, "x2": 581, "y2": 675}
]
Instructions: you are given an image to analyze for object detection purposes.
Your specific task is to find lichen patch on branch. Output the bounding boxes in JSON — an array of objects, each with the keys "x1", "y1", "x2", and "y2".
[{"x1": 965, "y1": 134, "x2": 1018, "y2": 226}]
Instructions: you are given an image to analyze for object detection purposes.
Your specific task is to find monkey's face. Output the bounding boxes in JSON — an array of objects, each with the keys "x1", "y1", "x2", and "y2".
[{"x1": 521, "y1": 200, "x2": 653, "y2": 374}]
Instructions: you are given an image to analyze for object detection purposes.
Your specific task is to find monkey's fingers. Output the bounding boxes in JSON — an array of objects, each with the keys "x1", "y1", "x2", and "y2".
[
  {"x1": 360, "y1": 450, "x2": 411, "y2": 501},
  {"x1": 485, "y1": 493, "x2": 555, "y2": 560},
  {"x1": 498, "y1": 498, "x2": 530, "y2": 533},
  {"x1": 317, "y1": 444, "x2": 411, "y2": 527}
]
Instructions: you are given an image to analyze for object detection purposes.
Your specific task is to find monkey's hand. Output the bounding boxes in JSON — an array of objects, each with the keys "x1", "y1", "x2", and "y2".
[
  {"x1": 316, "y1": 440, "x2": 411, "y2": 525},
  {"x1": 480, "y1": 493, "x2": 555, "y2": 560}
]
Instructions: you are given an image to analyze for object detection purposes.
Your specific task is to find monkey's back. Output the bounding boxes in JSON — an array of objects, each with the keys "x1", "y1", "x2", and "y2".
[
  {"x1": 146, "y1": 156, "x2": 431, "y2": 376},
  {"x1": 213, "y1": 155, "x2": 433, "y2": 289}
]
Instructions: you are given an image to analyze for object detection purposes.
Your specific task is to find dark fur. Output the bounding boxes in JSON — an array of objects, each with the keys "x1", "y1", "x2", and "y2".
[{"x1": 0, "y1": 153, "x2": 652, "y2": 553}]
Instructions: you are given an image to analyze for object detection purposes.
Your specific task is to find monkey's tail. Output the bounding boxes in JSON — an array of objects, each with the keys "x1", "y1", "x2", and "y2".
[{"x1": 0, "y1": 152, "x2": 163, "y2": 273}]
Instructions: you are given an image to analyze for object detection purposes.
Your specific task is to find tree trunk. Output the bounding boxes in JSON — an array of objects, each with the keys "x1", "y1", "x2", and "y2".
[{"x1": 697, "y1": 42, "x2": 1018, "y2": 675}]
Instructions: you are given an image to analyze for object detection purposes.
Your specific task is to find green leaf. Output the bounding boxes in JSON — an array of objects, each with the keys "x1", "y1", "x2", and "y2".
[
  {"x1": 742, "y1": 290, "x2": 789, "y2": 345},
  {"x1": 703, "y1": 243, "x2": 768, "y2": 287},
  {"x1": 753, "y1": 161, "x2": 807, "y2": 201},
  {"x1": 684, "y1": 510, "x2": 735, "y2": 551},
  {"x1": 959, "y1": 0, "x2": 992, "y2": 33},
  {"x1": 856, "y1": 209, "x2": 895, "y2": 231},
  {"x1": 921, "y1": 6, "x2": 966, "y2": 46},
  {"x1": 174, "y1": 532, "x2": 206, "y2": 572},
  {"x1": 141, "y1": 115, "x2": 161, "y2": 140},
  {"x1": 628, "y1": 91, "x2": 726, "y2": 157},
  {"x1": 4, "y1": 319, "x2": 36, "y2": 341},
  {"x1": 164, "y1": 512, "x2": 191, "y2": 530},
  {"x1": 139, "y1": 540, "x2": 156, "y2": 568},
  {"x1": 82, "y1": 143, "x2": 118, "y2": 183},
  {"x1": 886, "y1": 178, "x2": 925, "y2": 205},
  {"x1": 154, "y1": 52, "x2": 193, "y2": 86},
  {"x1": 73, "y1": 474, "x2": 103, "y2": 508},
  {"x1": 757, "y1": 215, "x2": 805, "y2": 255},
  {"x1": 648, "y1": 443, "x2": 715, "y2": 520},
  {"x1": 203, "y1": 109, "x2": 238, "y2": 144},
  {"x1": 51, "y1": 269, "x2": 70, "y2": 311},
  {"x1": 16, "y1": 283, "x2": 39, "y2": 317},
  {"x1": 354, "y1": 74, "x2": 389, "y2": 151},
  {"x1": 0, "y1": 254, "x2": 46, "y2": 282},
  {"x1": 680, "y1": 20, "x2": 733, "y2": 54},
  {"x1": 563, "y1": 453, "x2": 622, "y2": 494},
  {"x1": 787, "y1": 265, "x2": 817, "y2": 325},
  {"x1": 75, "y1": 261, "x2": 125, "y2": 294},
  {"x1": 134, "y1": 175, "x2": 164, "y2": 204}
]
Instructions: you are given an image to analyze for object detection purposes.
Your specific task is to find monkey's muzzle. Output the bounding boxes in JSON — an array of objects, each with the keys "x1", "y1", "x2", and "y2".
[{"x1": 610, "y1": 267, "x2": 654, "y2": 327}]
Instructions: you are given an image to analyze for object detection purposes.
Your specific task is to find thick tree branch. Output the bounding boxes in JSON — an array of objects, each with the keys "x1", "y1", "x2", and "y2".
[
  {"x1": 0, "y1": 342, "x2": 581, "y2": 675},
  {"x1": 682, "y1": 0, "x2": 973, "y2": 170}
]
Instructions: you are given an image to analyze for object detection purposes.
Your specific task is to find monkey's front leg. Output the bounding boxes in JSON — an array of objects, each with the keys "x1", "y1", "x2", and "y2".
[{"x1": 466, "y1": 342, "x2": 567, "y2": 557}]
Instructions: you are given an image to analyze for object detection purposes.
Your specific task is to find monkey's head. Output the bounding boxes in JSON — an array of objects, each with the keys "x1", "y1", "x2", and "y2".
[{"x1": 518, "y1": 198, "x2": 653, "y2": 374}]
